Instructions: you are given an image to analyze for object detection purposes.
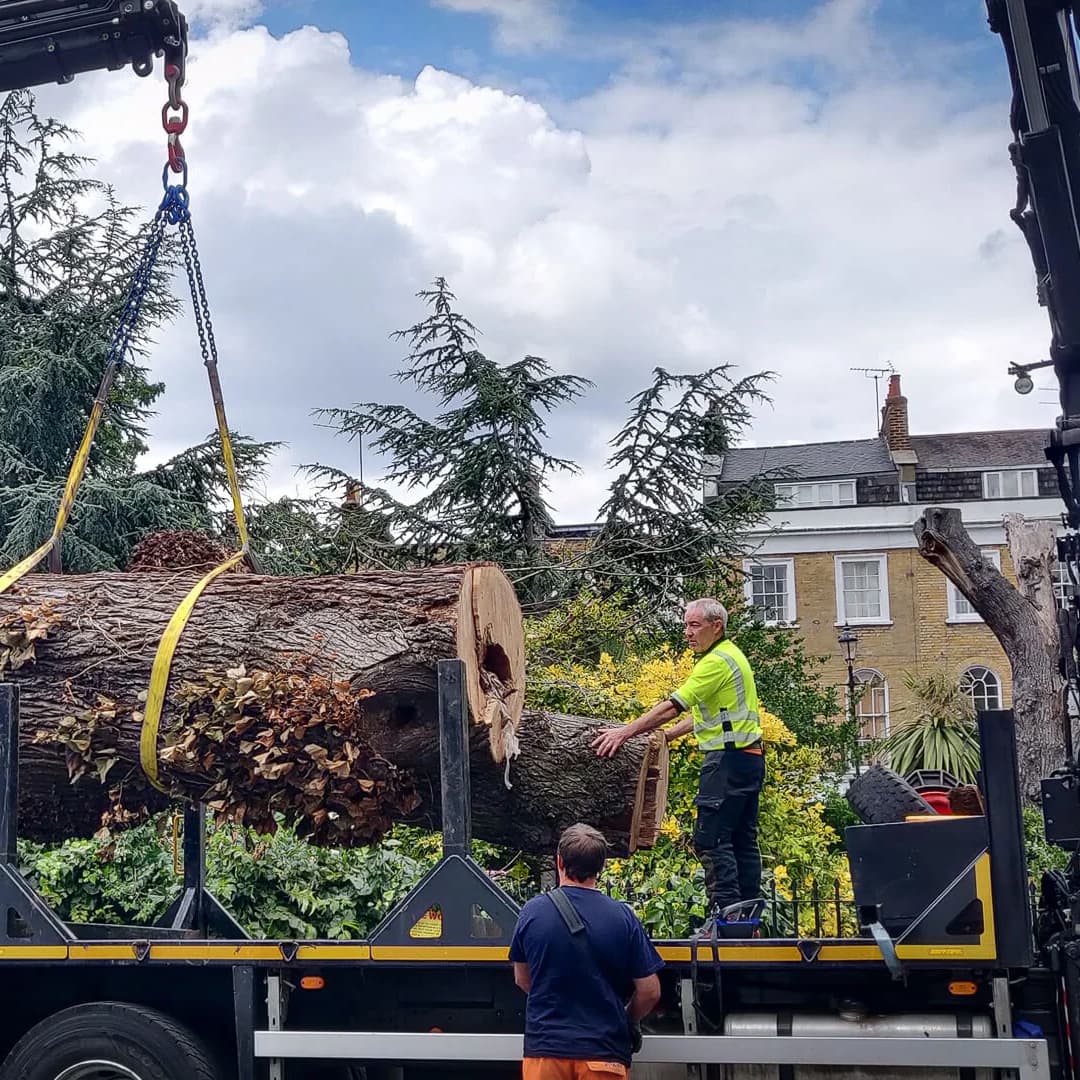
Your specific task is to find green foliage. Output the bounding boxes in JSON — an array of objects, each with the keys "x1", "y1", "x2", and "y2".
[
  {"x1": 17, "y1": 816, "x2": 539, "y2": 938},
  {"x1": 204, "y1": 824, "x2": 430, "y2": 938},
  {"x1": 878, "y1": 670, "x2": 981, "y2": 782},
  {"x1": 587, "y1": 365, "x2": 775, "y2": 608},
  {"x1": 241, "y1": 495, "x2": 399, "y2": 576},
  {"x1": 311, "y1": 278, "x2": 591, "y2": 603},
  {"x1": 291, "y1": 283, "x2": 778, "y2": 610},
  {"x1": 602, "y1": 836, "x2": 706, "y2": 936},
  {"x1": 1023, "y1": 804, "x2": 1069, "y2": 884},
  {"x1": 19, "y1": 822, "x2": 175, "y2": 925},
  {"x1": 523, "y1": 589, "x2": 659, "y2": 668}
]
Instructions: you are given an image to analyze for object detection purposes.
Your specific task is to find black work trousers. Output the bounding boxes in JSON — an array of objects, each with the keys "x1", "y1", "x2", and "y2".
[{"x1": 692, "y1": 748, "x2": 766, "y2": 913}]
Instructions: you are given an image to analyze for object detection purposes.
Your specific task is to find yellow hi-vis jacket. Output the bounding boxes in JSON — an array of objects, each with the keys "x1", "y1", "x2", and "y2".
[{"x1": 670, "y1": 638, "x2": 762, "y2": 751}]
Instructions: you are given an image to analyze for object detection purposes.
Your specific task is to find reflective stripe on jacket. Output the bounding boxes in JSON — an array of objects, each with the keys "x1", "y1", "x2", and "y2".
[{"x1": 670, "y1": 638, "x2": 761, "y2": 751}]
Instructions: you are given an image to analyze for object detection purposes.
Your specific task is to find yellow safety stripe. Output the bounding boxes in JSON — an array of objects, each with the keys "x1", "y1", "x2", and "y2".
[
  {"x1": 140, "y1": 549, "x2": 247, "y2": 790},
  {"x1": 0, "y1": 937, "x2": 1000, "y2": 965},
  {"x1": 0, "y1": 394, "x2": 110, "y2": 594}
]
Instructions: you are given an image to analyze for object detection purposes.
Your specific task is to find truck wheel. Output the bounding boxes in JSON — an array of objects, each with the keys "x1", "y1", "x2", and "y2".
[
  {"x1": 0, "y1": 1001, "x2": 221, "y2": 1080},
  {"x1": 846, "y1": 763, "x2": 936, "y2": 824}
]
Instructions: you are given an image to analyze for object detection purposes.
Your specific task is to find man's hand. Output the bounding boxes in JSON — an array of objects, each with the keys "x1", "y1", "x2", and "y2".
[
  {"x1": 592, "y1": 699, "x2": 680, "y2": 758},
  {"x1": 592, "y1": 727, "x2": 629, "y2": 758}
]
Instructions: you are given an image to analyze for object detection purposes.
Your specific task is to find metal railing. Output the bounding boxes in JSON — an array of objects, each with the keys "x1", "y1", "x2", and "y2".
[{"x1": 761, "y1": 876, "x2": 859, "y2": 939}]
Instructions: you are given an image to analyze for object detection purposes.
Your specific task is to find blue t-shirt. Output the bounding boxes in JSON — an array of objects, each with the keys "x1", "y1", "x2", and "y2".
[{"x1": 508, "y1": 886, "x2": 664, "y2": 1065}]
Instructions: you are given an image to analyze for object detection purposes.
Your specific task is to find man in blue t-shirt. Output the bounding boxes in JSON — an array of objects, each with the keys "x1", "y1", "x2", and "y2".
[{"x1": 509, "y1": 823, "x2": 664, "y2": 1079}]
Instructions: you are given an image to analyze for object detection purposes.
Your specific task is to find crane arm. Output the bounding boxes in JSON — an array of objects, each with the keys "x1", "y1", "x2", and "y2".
[
  {"x1": 987, "y1": 0, "x2": 1080, "y2": 522},
  {"x1": 0, "y1": 0, "x2": 187, "y2": 93}
]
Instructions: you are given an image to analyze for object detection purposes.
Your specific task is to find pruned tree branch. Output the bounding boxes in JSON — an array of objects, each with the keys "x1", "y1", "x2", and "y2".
[{"x1": 914, "y1": 506, "x2": 1064, "y2": 795}]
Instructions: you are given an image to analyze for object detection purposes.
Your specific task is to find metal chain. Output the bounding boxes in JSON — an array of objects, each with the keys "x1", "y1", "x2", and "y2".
[
  {"x1": 162, "y1": 52, "x2": 189, "y2": 180},
  {"x1": 103, "y1": 192, "x2": 181, "y2": 370},
  {"x1": 174, "y1": 212, "x2": 215, "y2": 369}
]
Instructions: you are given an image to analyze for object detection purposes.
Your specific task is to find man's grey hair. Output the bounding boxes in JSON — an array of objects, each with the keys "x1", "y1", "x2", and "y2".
[{"x1": 686, "y1": 598, "x2": 727, "y2": 625}]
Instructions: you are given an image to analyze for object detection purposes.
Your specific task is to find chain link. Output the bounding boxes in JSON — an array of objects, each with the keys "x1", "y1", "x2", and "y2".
[
  {"x1": 104, "y1": 190, "x2": 182, "y2": 371},
  {"x1": 162, "y1": 59, "x2": 189, "y2": 180}
]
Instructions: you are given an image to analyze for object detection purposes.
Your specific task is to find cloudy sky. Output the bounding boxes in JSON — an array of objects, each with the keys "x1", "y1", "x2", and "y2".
[{"x1": 27, "y1": 0, "x2": 1061, "y2": 522}]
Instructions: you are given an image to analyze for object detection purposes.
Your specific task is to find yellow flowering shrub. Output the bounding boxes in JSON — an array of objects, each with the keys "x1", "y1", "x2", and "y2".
[{"x1": 529, "y1": 645, "x2": 854, "y2": 938}]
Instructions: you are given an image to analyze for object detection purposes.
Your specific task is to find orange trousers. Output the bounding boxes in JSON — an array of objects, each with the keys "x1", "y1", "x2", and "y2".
[{"x1": 522, "y1": 1059, "x2": 629, "y2": 1080}]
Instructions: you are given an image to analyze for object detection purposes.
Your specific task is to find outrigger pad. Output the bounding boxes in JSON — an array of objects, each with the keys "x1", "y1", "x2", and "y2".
[{"x1": 369, "y1": 855, "x2": 521, "y2": 949}]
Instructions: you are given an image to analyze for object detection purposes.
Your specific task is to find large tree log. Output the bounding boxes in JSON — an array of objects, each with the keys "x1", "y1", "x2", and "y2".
[
  {"x1": 914, "y1": 507, "x2": 1064, "y2": 796},
  {"x1": 0, "y1": 569, "x2": 666, "y2": 855}
]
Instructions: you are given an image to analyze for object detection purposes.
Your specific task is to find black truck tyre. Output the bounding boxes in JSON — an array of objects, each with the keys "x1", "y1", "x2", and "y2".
[
  {"x1": 846, "y1": 763, "x2": 937, "y2": 824},
  {"x1": 0, "y1": 1001, "x2": 221, "y2": 1080}
]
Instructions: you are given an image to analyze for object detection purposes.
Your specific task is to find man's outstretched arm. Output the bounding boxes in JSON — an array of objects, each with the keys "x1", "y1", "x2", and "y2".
[
  {"x1": 664, "y1": 716, "x2": 694, "y2": 743},
  {"x1": 592, "y1": 699, "x2": 680, "y2": 758}
]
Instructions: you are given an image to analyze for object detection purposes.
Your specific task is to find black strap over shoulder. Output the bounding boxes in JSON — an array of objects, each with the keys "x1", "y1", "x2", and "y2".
[
  {"x1": 547, "y1": 886, "x2": 584, "y2": 933},
  {"x1": 545, "y1": 886, "x2": 643, "y2": 1057}
]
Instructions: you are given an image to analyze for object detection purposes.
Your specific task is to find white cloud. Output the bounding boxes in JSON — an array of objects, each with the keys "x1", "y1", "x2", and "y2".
[
  {"x1": 431, "y1": 0, "x2": 567, "y2": 52},
  {"x1": 26, "y1": 2, "x2": 1058, "y2": 526},
  {"x1": 180, "y1": 0, "x2": 264, "y2": 29}
]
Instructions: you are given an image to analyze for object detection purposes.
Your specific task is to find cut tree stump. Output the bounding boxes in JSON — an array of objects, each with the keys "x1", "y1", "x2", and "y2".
[
  {"x1": 914, "y1": 507, "x2": 1065, "y2": 796},
  {"x1": 0, "y1": 568, "x2": 666, "y2": 855}
]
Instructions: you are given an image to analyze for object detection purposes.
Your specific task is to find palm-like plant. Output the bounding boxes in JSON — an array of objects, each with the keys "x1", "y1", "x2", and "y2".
[{"x1": 879, "y1": 671, "x2": 981, "y2": 783}]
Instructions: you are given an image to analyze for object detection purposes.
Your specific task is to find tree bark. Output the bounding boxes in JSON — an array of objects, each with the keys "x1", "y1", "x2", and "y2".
[
  {"x1": 0, "y1": 569, "x2": 666, "y2": 855},
  {"x1": 914, "y1": 508, "x2": 1064, "y2": 796}
]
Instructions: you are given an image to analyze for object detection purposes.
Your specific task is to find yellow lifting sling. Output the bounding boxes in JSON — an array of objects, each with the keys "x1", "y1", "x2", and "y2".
[{"x1": 0, "y1": 58, "x2": 258, "y2": 793}]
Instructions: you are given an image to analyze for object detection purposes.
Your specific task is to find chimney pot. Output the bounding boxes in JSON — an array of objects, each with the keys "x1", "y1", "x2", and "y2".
[{"x1": 880, "y1": 374, "x2": 910, "y2": 450}]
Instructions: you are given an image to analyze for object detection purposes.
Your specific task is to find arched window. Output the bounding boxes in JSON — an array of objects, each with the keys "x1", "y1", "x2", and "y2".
[
  {"x1": 852, "y1": 668, "x2": 889, "y2": 741},
  {"x1": 961, "y1": 666, "x2": 1002, "y2": 713}
]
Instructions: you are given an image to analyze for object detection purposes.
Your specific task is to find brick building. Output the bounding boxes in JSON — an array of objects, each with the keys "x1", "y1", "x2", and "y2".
[{"x1": 704, "y1": 375, "x2": 1065, "y2": 742}]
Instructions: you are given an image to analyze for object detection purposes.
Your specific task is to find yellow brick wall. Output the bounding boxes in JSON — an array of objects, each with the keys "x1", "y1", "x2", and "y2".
[{"x1": 766, "y1": 546, "x2": 1015, "y2": 731}]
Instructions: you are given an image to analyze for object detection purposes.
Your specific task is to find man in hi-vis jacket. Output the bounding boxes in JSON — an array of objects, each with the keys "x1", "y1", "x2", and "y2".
[{"x1": 592, "y1": 598, "x2": 764, "y2": 924}]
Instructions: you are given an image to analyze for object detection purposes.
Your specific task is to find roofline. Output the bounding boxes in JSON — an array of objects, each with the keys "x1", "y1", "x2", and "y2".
[{"x1": 718, "y1": 427, "x2": 1050, "y2": 459}]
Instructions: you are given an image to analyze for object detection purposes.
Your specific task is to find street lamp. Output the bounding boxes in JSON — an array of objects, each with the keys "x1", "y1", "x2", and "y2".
[{"x1": 837, "y1": 624, "x2": 861, "y2": 775}]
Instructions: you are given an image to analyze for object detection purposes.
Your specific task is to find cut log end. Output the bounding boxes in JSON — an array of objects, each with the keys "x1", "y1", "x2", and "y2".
[
  {"x1": 628, "y1": 731, "x2": 669, "y2": 854},
  {"x1": 455, "y1": 564, "x2": 525, "y2": 763}
]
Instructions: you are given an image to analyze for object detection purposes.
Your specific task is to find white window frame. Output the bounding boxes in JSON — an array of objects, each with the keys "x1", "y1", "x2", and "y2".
[
  {"x1": 851, "y1": 668, "x2": 890, "y2": 743},
  {"x1": 1053, "y1": 561, "x2": 1073, "y2": 610},
  {"x1": 961, "y1": 665, "x2": 1003, "y2": 713},
  {"x1": 947, "y1": 548, "x2": 1001, "y2": 623},
  {"x1": 743, "y1": 558, "x2": 796, "y2": 626},
  {"x1": 774, "y1": 479, "x2": 857, "y2": 509},
  {"x1": 982, "y1": 469, "x2": 1038, "y2": 499},
  {"x1": 834, "y1": 553, "x2": 891, "y2": 626}
]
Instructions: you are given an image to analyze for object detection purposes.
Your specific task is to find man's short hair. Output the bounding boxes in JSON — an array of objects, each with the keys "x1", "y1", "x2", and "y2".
[
  {"x1": 558, "y1": 823, "x2": 608, "y2": 882},
  {"x1": 686, "y1": 597, "x2": 727, "y2": 625}
]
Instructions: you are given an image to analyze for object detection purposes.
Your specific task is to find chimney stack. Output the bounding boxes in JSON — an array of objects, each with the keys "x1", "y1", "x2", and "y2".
[{"x1": 880, "y1": 374, "x2": 910, "y2": 451}]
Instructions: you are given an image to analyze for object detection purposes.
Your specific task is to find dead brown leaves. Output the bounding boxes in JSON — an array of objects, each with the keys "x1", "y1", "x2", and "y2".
[
  {"x1": 126, "y1": 530, "x2": 242, "y2": 573},
  {"x1": 0, "y1": 603, "x2": 61, "y2": 676},
  {"x1": 159, "y1": 665, "x2": 420, "y2": 846}
]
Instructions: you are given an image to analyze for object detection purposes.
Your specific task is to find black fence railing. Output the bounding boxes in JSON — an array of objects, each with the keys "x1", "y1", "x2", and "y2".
[{"x1": 760, "y1": 877, "x2": 860, "y2": 939}]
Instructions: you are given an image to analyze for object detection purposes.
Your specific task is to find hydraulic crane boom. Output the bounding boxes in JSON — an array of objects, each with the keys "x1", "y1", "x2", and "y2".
[
  {"x1": 0, "y1": 0, "x2": 186, "y2": 93},
  {"x1": 987, "y1": 0, "x2": 1080, "y2": 525}
]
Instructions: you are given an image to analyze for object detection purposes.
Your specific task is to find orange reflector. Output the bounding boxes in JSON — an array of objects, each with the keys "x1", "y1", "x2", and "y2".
[
  {"x1": 300, "y1": 976, "x2": 325, "y2": 991},
  {"x1": 949, "y1": 981, "x2": 978, "y2": 996}
]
